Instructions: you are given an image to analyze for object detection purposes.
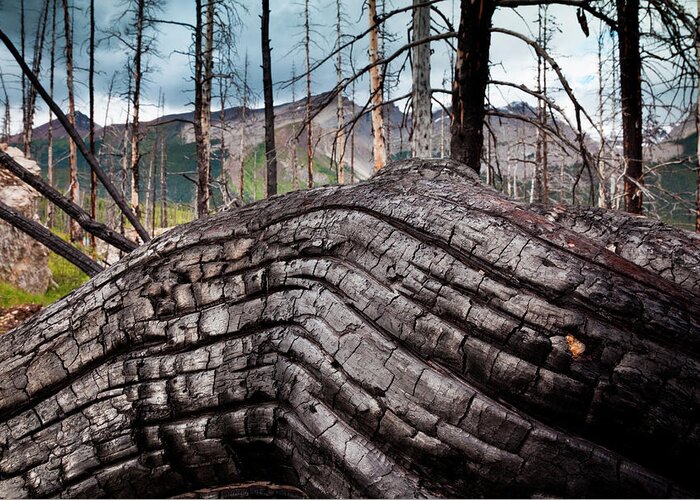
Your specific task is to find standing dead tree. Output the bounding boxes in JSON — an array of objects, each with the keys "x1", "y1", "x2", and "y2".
[
  {"x1": 411, "y1": 0, "x2": 432, "y2": 158},
  {"x1": 304, "y1": 0, "x2": 314, "y2": 188},
  {"x1": 450, "y1": 0, "x2": 496, "y2": 174},
  {"x1": 368, "y1": 0, "x2": 387, "y2": 171},
  {"x1": 22, "y1": 0, "x2": 50, "y2": 159},
  {"x1": 262, "y1": 0, "x2": 278, "y2": 198},
  {"x1": 194, "y1": 0, "x2": 215, "y2": 217},
  {"x1": 0, "y1": 158, "x2": 697, "y2": 498},
  {"x1": 61, "y1": 0, "x2": 81, "y2": 242}
]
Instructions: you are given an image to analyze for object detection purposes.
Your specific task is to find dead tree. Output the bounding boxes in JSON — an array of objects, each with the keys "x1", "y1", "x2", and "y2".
[
  {"x1": 368, "y1": 0, "x2": 387, "y2": 171},
  {"x1": 304, "y1": 0, "x2": 314, "y2": 188},
  {"x1": 47, "y1": 0, "x2": 57, "y2": 228},
  {"x1": 22, "y1": 0, "x2": 50, "y2": 159},
  {"x1": 130, "y1": 0, "x2": 146, "y2": 221},
  {"x1": 411, "y1": 0, "x2": 431, "y2": 158},
  {"x1": 194, "y1": 0, "x2": 215, "y2": 217},
  {"x1": 238, "y1": 53, "x2": 249, "y2": 200},
  {"x1": 89, "y1": 0, "x2": 97, "y2": 253},
  {"x1": 0, "y1": 158, "x2": 697, "y2": 499},
  {"x1": 450, "y1": 0, "x2": 495, "y2": 174},
  {"x1": 262, "y1": 0, "x2": 278, "y2": 198},
  {"x1": 617, "y1": 0, "x2": 644, "y2": 214},
  {"x1": 335, "y1": 0, "x2": 346, "y2": 185},
  {"x1": 61, "y1": 0, "x2": 81, "y2": 242}
]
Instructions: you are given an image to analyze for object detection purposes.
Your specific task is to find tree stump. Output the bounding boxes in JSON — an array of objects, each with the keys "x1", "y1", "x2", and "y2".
[{"x1": 0, "y1": 159, "x2": 697, "y2": 498}]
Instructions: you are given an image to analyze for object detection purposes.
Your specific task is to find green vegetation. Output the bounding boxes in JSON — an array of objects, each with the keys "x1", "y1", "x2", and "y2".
[
  {"x1": 0, "y1": 244, "x2": 89, "y2": 308},
  {"x1": 646, "y1": 131, "x2": 698, "y2": 230},
  {"x1": 27, "y1": 126, "x2": 223, "y2": 205}
]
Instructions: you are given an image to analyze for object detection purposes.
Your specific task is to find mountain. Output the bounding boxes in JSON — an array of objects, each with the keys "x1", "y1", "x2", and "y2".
[
  {"x1": 15, "y1": 96, "x2": 697, "y2": 228},
  {"x1": 16, "y1": 97, "x2": 597, "y2": 207},
  {"x1": 19, "y1": 111, "x2": 100, "y2": 141}
]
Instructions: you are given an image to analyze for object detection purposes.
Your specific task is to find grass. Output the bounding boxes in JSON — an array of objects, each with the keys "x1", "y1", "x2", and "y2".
[{"x1": 0, "y1": 233, "x2": 90, "y2": 309}]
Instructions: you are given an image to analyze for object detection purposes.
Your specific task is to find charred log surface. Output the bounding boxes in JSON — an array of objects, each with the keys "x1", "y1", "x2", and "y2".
[{"x1": 0, "y1": 159, "x2": 698, "y2": 498}]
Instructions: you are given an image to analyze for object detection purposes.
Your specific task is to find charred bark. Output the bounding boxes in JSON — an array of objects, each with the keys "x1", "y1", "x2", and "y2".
[
  {"x1": 262, "y1": 0, "x2": 278, "y2": 198},
  {"x1": 450, "y1": 0, "x2": 496, "y2": 174},
  {"x1": 0, "y1": 159, "x2": 698, "y2": 498},
  {"x1": 0, "y1": 200, "x2": 103, "y2": 276},
  {"x1": 617, "y1": 0, "x2": 644, "y2": 214},
  {"x1": 0, "y1": 151, "x2": 138, "y2": 253}
]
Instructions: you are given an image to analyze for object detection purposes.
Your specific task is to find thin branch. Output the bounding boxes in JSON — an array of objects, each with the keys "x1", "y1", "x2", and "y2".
[{"x1": 0, "y1": 27, "x2": 151, "y2": 243}]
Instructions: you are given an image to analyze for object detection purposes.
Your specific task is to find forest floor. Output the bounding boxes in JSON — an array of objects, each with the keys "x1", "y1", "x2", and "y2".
[{"x1": 0, "y1": 304, "x2": 43, "y2": 333}]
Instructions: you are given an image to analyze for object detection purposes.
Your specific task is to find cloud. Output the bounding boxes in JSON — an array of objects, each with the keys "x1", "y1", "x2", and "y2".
[{"x1": 0, "y1": 0, "x2": 690, "y2": 137}]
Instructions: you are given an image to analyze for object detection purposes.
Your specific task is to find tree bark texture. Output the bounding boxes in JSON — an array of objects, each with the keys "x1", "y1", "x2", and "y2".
[
  {"x1": 0, "y1": 159, "x2": 698, "y2": 498},
  {"x1": 262, "y1": 0, "x2": 278, "y2": 198},
  {"x1": 450, "y1": 0, "x2": 495, "y2": 175},
  {"x1": 617, "y1": 0, "x2": 644, "y2": 214},
  {"x1": 411, "y1": 0, "x2": 431, "y2": 158}
]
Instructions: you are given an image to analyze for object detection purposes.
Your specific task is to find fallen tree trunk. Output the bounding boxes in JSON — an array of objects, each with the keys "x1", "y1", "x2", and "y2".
[{"x1": 0, "y1": 159, "x2": 698, "y2": 498}]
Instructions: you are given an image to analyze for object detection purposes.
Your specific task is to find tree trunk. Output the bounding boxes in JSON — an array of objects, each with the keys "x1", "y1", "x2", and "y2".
[
  {"x1": 617, "y1": 0, "x2": 644, "y2": 214},
  {"x1": 450, "y1": 0, "x2": 496, "y2": 174},
  {"x1": 411, "y1": 0, "x2": 431, "y2": 158},
  {"x1": 367, "y1": 0, "x2": 386, "y2": 171},
  {"x1": 47, "y1": 0, "x2": 56, "y2": 228},
  {"x1": 194, "y1": 0, "x2": 214, "y2": 218},
  {"x1": 89, "y1": 0, "x2": 97, "y2": 253},
  {"x1": 534, "y1": 5, "x2": 547, "y2": 203},
  {"x1": 160, "y1": 104, "x2": 168, "y2": 228},
  {"x1": 61, "y1": 0, "x2": 81, "y2": 243},
  {"x1": 262, "y1": 0, "x2": 277, "y2": 198},
  {"x1": 335, "y1": 0, "x2": 345, "y2": 185},
  {"x1": 130, "y1": 0, "x2": 145, "y2": 222},
  {"x1": 0, "y1": 158, "x2": 697, "y2": 498},
  {"x1": 305, "y1": 0, "x2": 314, "y2": 188},
  {"x1": 239, "y1": 53, "x2": 248, "y2": 201},
  {"x1": 695, "y1": 0, "x2": 699, "y2": 232},
  {"x1": 23, "y1": 0, "x2": 50, "y2": 159}
]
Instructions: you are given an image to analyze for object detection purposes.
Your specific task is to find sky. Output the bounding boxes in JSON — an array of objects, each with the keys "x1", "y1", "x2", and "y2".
[{"x1": 0, "y1": 0, "x2": 694, "y2": 137}]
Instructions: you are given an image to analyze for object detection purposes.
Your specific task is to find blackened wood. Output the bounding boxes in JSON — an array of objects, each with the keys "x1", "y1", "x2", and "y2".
[
  {"x1": 617, "y1": 0, "x2": 644, "y2": 214},
  {"x1": 261, "y1": 0, "x2": 278, "y2": 197},
  {"x1": 0, "y1": 200, "x2": 102, "y2": 276},
  {"x1": 0, "y1": 159, "x2": 697, "y2": 498},
  {"x1": 450, "y1": 0, "x2": 496, "y2": 174},
  {"x1": 0, "y1": 151, "x2": 138, "y2": 253}
]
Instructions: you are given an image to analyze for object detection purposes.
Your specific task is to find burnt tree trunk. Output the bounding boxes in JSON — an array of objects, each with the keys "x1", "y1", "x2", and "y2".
[
  {"x1": 450, "y1": 0, "x2": 495, "y2": 175},
  {"x1": 367, "y1": 0, "x2": 387, "y2": 171},
  {"x1": 617, "y1": 0, "x2": 644, "y2": 214},
  {"x1": 0, "y1": 159, "x2": 698, "y2": 498},
  {"x1": 262, "y1": 0, "x2": 278, "y2": 198},
  {"x1": 411, "y1": 0, "x2": 431, "y2": 158}
]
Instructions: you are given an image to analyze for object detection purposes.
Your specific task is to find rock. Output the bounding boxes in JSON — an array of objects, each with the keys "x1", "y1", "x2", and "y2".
[{"x1": 0, "y1": 144, "x2": 51, "y2": 294}]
